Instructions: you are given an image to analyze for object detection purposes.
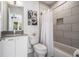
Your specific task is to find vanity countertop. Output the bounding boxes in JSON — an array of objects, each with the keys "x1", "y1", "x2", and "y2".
[
  {"x1": 0, "y1": 34, "x2": 28, "y2": 41},
  {"x1": 1, "y1": 34, "x2": 28, "y2": 38},
  {"x1": 0, "y1": 37, "x2": 2, "y2": 41}
]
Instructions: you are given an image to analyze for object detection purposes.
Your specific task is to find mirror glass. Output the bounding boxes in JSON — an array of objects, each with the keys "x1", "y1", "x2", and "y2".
[{"x1": 8, "y1": 4, "x2": 24, "y2": 31}]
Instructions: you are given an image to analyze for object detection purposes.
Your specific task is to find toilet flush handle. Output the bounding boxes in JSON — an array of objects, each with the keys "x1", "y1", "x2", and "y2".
[{"x1": 32, "y1": 33, "x2": 36, "y2": 36}]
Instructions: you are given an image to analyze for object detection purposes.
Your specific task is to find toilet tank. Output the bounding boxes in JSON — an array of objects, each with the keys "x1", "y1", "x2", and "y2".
[
  {"x1": 29, "y1": 33, "x2": 39, "y2": 45},
  {"x1": 27, "y1": 33, "x2": 39, "y2": 54}
]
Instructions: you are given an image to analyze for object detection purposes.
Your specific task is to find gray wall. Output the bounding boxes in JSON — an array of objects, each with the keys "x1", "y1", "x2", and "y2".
[{"x1": 52, "y1": 1, "x2": 79, "y2": 48}]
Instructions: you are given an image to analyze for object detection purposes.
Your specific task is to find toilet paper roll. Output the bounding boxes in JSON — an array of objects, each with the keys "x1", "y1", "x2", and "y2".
[{"x1": 73, "y1": 49, "x2": 79, "y2": 57}]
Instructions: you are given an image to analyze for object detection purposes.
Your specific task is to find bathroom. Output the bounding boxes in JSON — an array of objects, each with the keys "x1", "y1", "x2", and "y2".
[{"x1": 0, "y1": 1, "x2": 79, "y2": 58}]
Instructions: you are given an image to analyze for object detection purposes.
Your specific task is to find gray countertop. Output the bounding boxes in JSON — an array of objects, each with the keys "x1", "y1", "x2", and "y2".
[
  {"x1": 0, "y1": 37, "x2": 2, "y2": 41},
  {"x1": 1, "y1": 34, "x2": 28, "y2": 38},
  {"x1": 0, "y1": 34, "x2": 28, "y2": 41}
]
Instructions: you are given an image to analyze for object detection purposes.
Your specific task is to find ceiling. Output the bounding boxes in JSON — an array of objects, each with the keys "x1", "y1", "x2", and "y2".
[{"x1": 41, "y1": 1, "x2": 57, "y2": 7}]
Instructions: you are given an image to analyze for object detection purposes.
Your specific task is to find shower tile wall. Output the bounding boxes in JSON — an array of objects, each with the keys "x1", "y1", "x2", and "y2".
[{"x1": 53, "y1": 1, "x2": 79, "y2": 48}]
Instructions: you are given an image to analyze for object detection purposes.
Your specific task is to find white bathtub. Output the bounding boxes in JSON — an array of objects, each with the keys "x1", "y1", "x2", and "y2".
[{"x1": 54, "y1": 41, "x2": 77, "y2": 57}]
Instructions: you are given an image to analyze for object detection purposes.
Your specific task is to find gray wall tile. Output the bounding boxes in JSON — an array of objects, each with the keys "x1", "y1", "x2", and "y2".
[
  {"x1": 71, "y1": 39, "x2": 79, "y2": 48},
  {"x1": 53, "y1": 1, "x2": 79, "y2": 48},
  {"x1": 72, "y1": 23, "x2": 79, "y2": 31},
  {"x1": 64, "y1": 15, "x2": 79, "y2": 24},
  {"x1": 71, "y1": 5, "x2": 79, "y2": 15},
  {"x1": 64, "y1": 32, "x2": 79, "y2": 39},
  {"x1": 54, "y1": 30, "x2": 64, "y2": 38},
  {"x1": 63, "y1": 38, "x2": 72, "y2": 46}
]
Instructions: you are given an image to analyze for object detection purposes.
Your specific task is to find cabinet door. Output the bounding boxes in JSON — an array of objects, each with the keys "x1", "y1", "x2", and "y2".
[
  {"x1": 0, "y1": 40, "x2": 2, "y2": 57},
  {"x1": 0, "y1": 14, "x2": 1, "y2": 37},
  {"x1": 3, "y1": 37, "x2": 15, "y2": 57},
  {"x1": 16, "y1": 36, "x2": 28, "y2": 57}
]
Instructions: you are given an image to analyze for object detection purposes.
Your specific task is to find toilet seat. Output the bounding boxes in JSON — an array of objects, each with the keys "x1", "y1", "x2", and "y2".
[{"x1": 33, "y1": 43, "x2": 47, "y2": 54}]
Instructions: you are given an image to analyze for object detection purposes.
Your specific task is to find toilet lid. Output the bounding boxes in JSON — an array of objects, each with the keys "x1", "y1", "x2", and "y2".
[{"x1": 34, "y1": 43, "x2": 47, "y2": 51}]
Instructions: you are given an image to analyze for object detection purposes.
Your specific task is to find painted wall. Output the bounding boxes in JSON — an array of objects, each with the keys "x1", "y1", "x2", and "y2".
[
  {"x1": 52, "y1": 1, "x2": 79, "y2": 48},
  {"x1": 0, "y1": 1, "x2": 50, "y2": 43},
  {"x1": 0, "y1": 11, "x2": 1, "y2": 37},
  {"x1": 39, "y1": 2, "x2": 49, "y2": 14},
  {"x1": 0, "y1": 2, "x2": 1, "y2": 37},
  {"x1": 1, "y1": 1, "x2": 40, "y2": 40},
  {"x1": 1, "y1": 1, "x2": 8, "y2": 31},
  {"x1": 22, "y1": 1, "x2": 40, "y2": 42}
]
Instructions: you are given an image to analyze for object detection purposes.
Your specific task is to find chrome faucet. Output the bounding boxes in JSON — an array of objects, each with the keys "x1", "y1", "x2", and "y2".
[{"x1": 13, "y1": 30, "x2": 16, "y2": 35}]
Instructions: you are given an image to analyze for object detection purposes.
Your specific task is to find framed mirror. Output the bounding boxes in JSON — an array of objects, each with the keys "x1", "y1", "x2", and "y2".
[{"x1": 8, "y1": 4, "x2": 24, "y2": 31}]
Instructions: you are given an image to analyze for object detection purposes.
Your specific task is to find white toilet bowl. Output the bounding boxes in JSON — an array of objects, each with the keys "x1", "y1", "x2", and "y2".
[
  {"x1": 28, "y1": 33, "x2": 47, "y2": 57},
  {"x1": 33, "y1": 43, "x2": 47, "y2": 57}
]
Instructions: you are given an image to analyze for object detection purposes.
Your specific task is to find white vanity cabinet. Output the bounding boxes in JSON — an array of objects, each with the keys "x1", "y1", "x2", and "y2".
[
  {"x1": 0, "y1": 12, "x2": 1, "y2": 38},
  {"x1": 16, "y1": 36, "x2": 27, "y2": 57},
  {"x1": 2, "y1": 36, "x2": 28, "y2": 57},
  {"x1": 0, "y1": 39, "x2": 2, "y2": 57},
  {"x1": 2, "y1": 37, "x2": 15, "y2": 57}
]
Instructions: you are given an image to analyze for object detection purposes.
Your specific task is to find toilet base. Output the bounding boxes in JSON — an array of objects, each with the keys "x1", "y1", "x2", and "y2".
[{"x1": 34, "y1": 52, "x2": 46, "y2": 57}]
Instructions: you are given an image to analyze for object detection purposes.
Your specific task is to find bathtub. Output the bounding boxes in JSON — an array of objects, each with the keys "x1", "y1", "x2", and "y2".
[{"x1": 54, "y1": 41, "x2": 77, "y2": 57}]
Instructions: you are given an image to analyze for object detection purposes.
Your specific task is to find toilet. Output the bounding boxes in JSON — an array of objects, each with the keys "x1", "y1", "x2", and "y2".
[
  {"x1": 33, "y1": 43, "x2": 47, "y2": 57},
  {"x1": 28, "y1": 33, "x2": 47, "y2": 57}
]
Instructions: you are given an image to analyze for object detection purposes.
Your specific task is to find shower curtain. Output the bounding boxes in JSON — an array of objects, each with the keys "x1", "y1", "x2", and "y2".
[{"x1": 40, "y1": 9, "x2": 54, "y2": 57}]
